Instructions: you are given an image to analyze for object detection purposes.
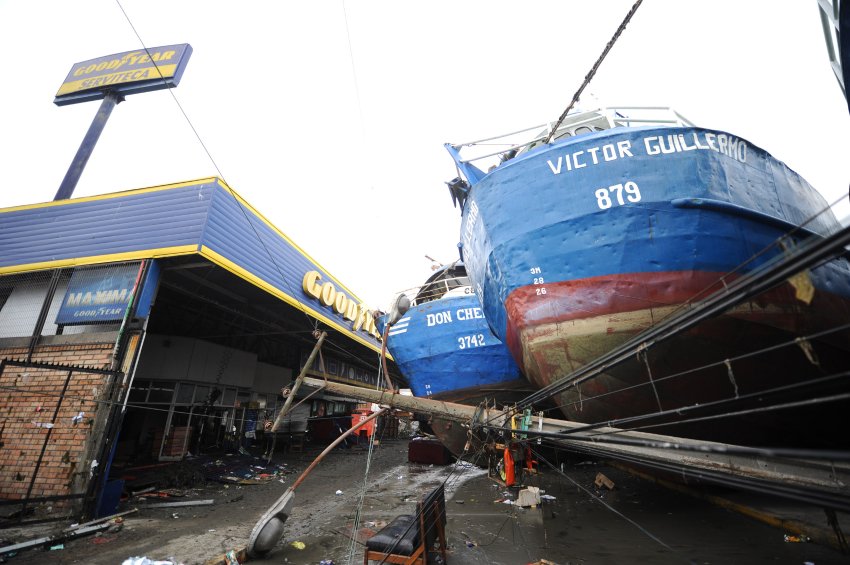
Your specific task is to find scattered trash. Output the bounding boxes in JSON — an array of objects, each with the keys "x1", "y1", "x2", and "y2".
[
  {"x1": 121, "y1": 558, "x2": 179, "y2": 565},
  {"x1": 172, "y1": 513, "x2": 179, "y2": 519},
  {"x1": 594, "y1": 472, "x2": 615, "y2": 490},
  {"x1": 783, "y1": 534, "x2": 811, "y2": 543},
  {"x1": 455, "y1": 500, "x2": 464, "y2": 504},
  {"x1": 517, "y1": 486, "x2": 541, "y2": 508},
  {"x1": 541, "y1": 494, "x2": 557, "y2": 500},
  {"x1": 224, "y1": 550, "x2": 239, "y2": 565},
  {"x1": 319, "y1": 560, "x2": 335, "y2": 565},
  {"x1": 49, "y1": 544, "x2": 64, "y2": 550},
  {"x1": 290, "y1": 541, "x2": 306, "y2": 550},
  {"x1": 72, "y1": 411, "x2": 85, "y2": 424},
  {"x1": 465, "y1": 540, "x2": 477, "y2": 547},
  {"x1": 146, "y1": 499, "x2": 214, "y2": 508},
  {"x1": 335, "y1": 489, "x2": 343, "y2": 495}
]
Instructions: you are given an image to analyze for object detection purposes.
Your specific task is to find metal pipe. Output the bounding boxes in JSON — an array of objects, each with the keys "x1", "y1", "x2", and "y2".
[
  {"x1": 290, "y1": 408, "x2": 387, "y2": 491},
  {"x1": 55, "y1": 92, "x2": 123, "y2": 201}
]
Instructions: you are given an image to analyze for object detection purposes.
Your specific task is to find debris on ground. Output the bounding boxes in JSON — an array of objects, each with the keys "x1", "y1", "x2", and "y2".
[
  {"x1": 517, "y1": 486, "x2": 541, "y2": 508},
  {"x1": 121, "y1": 557, "x2": 184, "y2": 565},
  {"x1": 594, "y1": 472, "x2": 615, "y2": 490}
]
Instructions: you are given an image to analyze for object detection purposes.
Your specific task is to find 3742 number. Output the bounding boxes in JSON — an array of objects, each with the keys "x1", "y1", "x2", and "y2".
[{"x1": 458, "y1": 334, "x2": 486, "y2": 349}]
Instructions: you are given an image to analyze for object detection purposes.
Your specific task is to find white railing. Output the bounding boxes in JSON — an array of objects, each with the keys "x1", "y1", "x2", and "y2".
[
  {"x1": 449, "y1": 106, "x2": 693, "y2": 167},
  {"x1": 395, "y1": 275, "x2": 471, "y2": 306}
]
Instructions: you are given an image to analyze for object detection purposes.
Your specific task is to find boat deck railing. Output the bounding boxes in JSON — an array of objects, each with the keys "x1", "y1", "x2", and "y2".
[
  {"x1": 399, "y1": 275, "x2": 471, "y2": 306},
  {"x1": 449, "y1": 106, "x2": 693, "y2": 166}
]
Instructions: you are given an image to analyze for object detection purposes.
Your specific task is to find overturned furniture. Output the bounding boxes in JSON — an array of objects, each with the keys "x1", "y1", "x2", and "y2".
[{"x1": 364, "y1": 483, "x2": 448, "y2": 565}]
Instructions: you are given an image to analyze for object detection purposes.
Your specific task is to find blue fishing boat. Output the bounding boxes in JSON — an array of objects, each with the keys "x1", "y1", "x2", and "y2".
[
  {"x1": 377, "y1": 262, "x2": 532, "y2": 454},
  {"x1": 379, "y1": 262, "x2": 529, "y2": 403},
  {"x1": 445, "y1": 107, "x2": 850, "y2": 446}
]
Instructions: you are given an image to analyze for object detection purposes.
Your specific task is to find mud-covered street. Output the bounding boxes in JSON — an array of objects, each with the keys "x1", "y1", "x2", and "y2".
[{"x1": 1, "y1": 438, "x2": 846, "y2": 564}]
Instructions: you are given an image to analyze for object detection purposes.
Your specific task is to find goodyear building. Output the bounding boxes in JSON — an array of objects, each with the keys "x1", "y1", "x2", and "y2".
[{"x1": 0, "y1": 178, "x2": 397, "y2": 521}]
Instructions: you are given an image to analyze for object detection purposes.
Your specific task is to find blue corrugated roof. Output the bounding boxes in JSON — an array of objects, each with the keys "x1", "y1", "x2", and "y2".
[{"x1": 0, "y1": 178, "x2": 382, "y2": 352}]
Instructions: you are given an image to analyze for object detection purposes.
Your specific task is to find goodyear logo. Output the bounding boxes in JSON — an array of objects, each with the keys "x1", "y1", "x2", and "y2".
[
  {"x1": 56, "y1": 44, "x2": 191, "y2": 98},
  {"x1": 302, "y1": 271, "x2": 380, "y2": 339}
]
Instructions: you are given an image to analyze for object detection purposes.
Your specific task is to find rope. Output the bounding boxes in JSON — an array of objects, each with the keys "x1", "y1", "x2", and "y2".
[{"x1": 543, "y1": 0, "x2": 645, "y2": 144}]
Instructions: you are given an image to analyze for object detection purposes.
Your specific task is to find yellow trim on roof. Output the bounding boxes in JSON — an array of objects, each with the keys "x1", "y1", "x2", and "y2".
[
  {"x1": 0, "y1": 178, "x2": 220, "y2": 214},
  {"x1": 1, "y1": 177, "x2": 370, "y2": 307},
  {"x1": 213, "y1": 179, "x2": 367, "y2": 303},
  {"x1": 199, "y1": 246, "x2": 387, "y2": 357},
  {"x1": 0, "y1": 245, "x2": 199, "y2": 276}
]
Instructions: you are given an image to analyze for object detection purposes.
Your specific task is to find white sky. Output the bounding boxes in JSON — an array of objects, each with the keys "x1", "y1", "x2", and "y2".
[{"x1": 1, "y1": 1, "x2": 847, "y2": 311}]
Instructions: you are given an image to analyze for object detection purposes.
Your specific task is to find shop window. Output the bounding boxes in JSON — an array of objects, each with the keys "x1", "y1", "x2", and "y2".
[
  {"x1": 128, "y1": 380, "x2": 149, "y2": 403},
  {"x1": 148, "y1": 381, "x2": 175, "y2": 403},
  {"x1": 176, "y1": 383, "x2": 195, "y2": 404},
  {"x1": 194, "y1": 385, "x2": 210, "y2": 404},
  {"x1": 222, "y1": 388, "x2": 237, "y2": 407}
]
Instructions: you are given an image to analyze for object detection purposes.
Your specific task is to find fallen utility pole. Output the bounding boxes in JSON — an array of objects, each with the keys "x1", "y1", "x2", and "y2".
[{"x1": 300, "y1": 377, "x2": 850, "y2": 507}]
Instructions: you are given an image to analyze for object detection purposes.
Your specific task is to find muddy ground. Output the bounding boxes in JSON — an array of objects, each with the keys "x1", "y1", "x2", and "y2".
[{"x1": 0, "y1": 438, "x2": 847, "y2": 564}]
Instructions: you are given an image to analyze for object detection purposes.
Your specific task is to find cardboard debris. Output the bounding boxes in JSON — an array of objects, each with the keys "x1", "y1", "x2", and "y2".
[
  {"x1": 594, "y1": 472, "x2": 615, "y2": 490},
  {"x1": 516, "y1": 486, "x2": 541, "y2": 507}
]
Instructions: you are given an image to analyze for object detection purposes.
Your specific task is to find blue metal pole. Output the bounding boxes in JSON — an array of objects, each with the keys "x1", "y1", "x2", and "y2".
[{"x1": 54, "y1": 91, "x2": 124, "y2": 201}]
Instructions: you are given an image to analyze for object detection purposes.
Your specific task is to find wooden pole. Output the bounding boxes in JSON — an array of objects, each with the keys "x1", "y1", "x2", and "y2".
[{"x1": 271, "y1": 331, "x2": 326, "y2": 433}]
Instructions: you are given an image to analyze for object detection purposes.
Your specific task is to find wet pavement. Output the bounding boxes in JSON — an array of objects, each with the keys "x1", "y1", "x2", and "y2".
[{"x1": 1, "y1": 439, "x2": 847, "y2": 564}]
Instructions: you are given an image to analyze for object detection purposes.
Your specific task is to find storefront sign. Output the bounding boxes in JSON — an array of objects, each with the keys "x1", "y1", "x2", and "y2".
[
  {"x1": 302, "y1": 271, "x2": 379, "y2": 338},
  {"x1": 55, "y1": 44, "x2": 193, "y2": 106},
  {"x1": 56, "y1": 264, "x2": 139, "y2": 324}
]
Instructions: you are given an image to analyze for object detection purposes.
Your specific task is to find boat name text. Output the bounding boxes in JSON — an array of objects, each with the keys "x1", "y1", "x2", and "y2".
[
  {"x1": 547, "y1": 132, "x2": 748, "y2": 175},
  {"x1": 426, "y1": 306, "x2": 485, "y2": 327}
]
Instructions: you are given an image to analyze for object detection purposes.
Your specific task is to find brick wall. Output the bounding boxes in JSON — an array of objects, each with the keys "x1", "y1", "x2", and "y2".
[{"x1": 0, "y1": 339, "x2": 116, "y2": 509}]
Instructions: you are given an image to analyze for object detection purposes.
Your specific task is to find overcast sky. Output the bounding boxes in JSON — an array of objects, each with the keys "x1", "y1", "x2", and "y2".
[{"x1": 1, "y1": 1, "x2": 847, "y2": 311}]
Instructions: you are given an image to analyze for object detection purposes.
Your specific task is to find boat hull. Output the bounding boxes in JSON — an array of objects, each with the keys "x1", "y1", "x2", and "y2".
[
  {"x1": 380, "y1": 291, "x2": 531, "y2": 455},
  {"x1": 457, "y1": 125, "x2": 850, "y2": 446}
]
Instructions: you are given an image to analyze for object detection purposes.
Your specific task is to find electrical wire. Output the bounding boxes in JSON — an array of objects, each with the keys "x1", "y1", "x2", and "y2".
[
  {"x1": 530, "y1": 446, "x2": 675, "y2": 552},
  {"x1": 114, "y1": 0, "x2": 386, "y2": 372}
]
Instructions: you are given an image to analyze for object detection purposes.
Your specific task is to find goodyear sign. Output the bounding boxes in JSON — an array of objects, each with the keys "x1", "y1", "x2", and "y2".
[
  {"x1": 56, "y1": 264, "x2": 139, "y2": 325},
  {"x1": 54, "y1": 44, "x2": 192, "y2": 106},
  {"x1": 302, "y1": 271, "x2": 380, "y2": 339}
]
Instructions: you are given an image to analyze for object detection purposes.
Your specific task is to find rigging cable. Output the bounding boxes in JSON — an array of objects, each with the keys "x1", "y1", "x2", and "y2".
[
  {"x1": 518, "y1": 220, "x2": 850, "y2": 408},
  {"x1": 536, "y1": 321, "x2": 850, "y2": 429},
  {"x1": 543, "y1": 0, "x2": 644, "y2": 144},
  {"x1": 530, "y1": 446, "x2": 675, "y2": 552}
]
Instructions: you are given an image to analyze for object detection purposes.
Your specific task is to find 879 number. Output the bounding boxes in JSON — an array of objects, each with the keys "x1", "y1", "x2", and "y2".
[{"x1": 595, "y1": 181, "x2": 641, "y2": 209}]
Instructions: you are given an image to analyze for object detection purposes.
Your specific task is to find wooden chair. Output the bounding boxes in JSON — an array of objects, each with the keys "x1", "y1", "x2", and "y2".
[{"x1": 364, "y1": 484, "x2": 448, "y2": 564}]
